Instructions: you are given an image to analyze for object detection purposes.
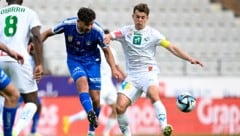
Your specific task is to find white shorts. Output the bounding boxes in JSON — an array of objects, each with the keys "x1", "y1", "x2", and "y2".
[
  {"x1": 100, "y1": 76, "x2": 117, "y2": 105},
  {"x1": 0, "y1": 61, "x2": 38, "y2": 94},
  {"x1": 119, "y1": 71, "x2": 159, "y2": 103}
]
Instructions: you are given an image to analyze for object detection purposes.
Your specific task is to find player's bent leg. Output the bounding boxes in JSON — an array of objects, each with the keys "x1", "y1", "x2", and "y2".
[
  {"x1": 1, "y1": 83, "x2": 20, "y2": 107},
  {"x1": 1, "y1": 83, "x2": 20, "y2": 136},
  {"x1": 103, "y1": 103, "x2": 117, "y2": 136},
  {"x1": 63, "y1": 110, "x2": 88, "y2": 135},
  {"x1": 147, "y1": 86, "x2": 172, "y2": 136},
  {"x1": 89, "y1": 90, "x2": 100, "y2": 129},
  {"x1": 116, "y1": 93, "x2": 132, "y2": 136}
]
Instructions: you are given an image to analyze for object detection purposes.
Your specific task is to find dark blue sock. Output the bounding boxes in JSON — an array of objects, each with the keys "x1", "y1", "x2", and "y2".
[
  {"x1": 3, "y1": 107, "x2": 17, "y2": 136},
  {"x1": 31, "y1": 112, "x2": 40, "y2": 133},
  {"x1": 89, "y1": 107, "x2": 101, "y2": 132},
  {"x1": 79, "y1": 92, "x2": 93, "y2": 113},
  {"x1": 31, "y1": 97, "x2": 41, "y2": 133},
  {"x1": 94, "y1": 107, "x2": 100, "y2": 118}
]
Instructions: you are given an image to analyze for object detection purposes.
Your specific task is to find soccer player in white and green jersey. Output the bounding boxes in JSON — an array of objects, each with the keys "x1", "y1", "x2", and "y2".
[
  {"x1": 0, "y1": 0, "x2": 43, "y2": 135},
  {"x1": 104, "y1": 3, "x2": 204, "y2": 136}
]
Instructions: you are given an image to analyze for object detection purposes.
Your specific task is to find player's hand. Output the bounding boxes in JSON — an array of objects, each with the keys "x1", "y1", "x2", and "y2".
[
  {"x1": 189, "y1": 58, "x2": 204, "y2": 67},
  {"x1": 8, "y1": 50, "x2": 24, "y2": 64},
  {"x1": 104, "y1": 34, "x2": 111, "y2": 44},
  {"x1": 34, "y1": 64, "x2": 44, "y2": 82},
  {"x1": 112, "y1": 69, "x2": 124, "y2": 82}
]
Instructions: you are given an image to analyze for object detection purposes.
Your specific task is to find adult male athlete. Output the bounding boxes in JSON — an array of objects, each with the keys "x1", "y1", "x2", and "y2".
[
  {"x1": 41, "y1": 8, "x2": 123, "y2": 136},
  {"x1": 0, "y1": 0, "x2": 43, "y2": 135},
  {"x1": 63, "y1": 44, "x2": 125, "y2": 136},
  {"x1": 104, "y1": 3, "x2": 204, "y2": 136}
]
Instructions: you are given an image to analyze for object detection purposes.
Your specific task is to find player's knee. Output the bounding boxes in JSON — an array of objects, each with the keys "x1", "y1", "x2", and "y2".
[
  {"x1": 10, "y1": 88, "x2": 20, "y2": 102},
  {"x1": 116, "y1": 104, "x2": 127, "y2": 114},
  {"x1": 4, "y1": 90, "x2": 20, "y2": 106}
]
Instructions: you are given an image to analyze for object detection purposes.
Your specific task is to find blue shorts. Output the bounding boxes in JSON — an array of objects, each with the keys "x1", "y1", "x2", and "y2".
[
  {"x1": 0, "y1": 68, "x2": 11, "y2": 90},
  {"x1": 67, "y1": 58, "x2": 101, "y2": 90}
]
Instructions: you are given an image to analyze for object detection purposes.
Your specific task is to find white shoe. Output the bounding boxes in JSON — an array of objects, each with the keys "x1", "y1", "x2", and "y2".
[
  {"x1": 103, "y1": 131, "x2": 110, "y2": 136},
  {"x1": 162, "y1": 124, "x2": 173, "y2": 136},
  {"x1": 121, "y1": 126, "x2": 131, "y2": 136},
  {"x1": 88, "y1": 131, "x2": 95, "y2": 136}
]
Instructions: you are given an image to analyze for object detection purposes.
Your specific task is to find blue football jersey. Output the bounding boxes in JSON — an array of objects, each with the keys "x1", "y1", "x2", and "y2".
[{"x1": 52, "y1": 17, "x2": 106, "y2": 62}]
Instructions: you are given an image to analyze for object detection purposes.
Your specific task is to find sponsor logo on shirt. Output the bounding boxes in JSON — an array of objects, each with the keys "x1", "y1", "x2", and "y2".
[
  {"x1": 86, "y1": 41, "x2": 91, "y2": 46},
  {"x1": 68, "y1": 36, "x2": 73, "y2": 42}
]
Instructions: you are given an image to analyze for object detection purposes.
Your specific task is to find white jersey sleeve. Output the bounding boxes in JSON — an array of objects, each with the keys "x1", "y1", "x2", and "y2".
[{"x1": 0, "y1": 5, "x2": 41, "y2": 64}]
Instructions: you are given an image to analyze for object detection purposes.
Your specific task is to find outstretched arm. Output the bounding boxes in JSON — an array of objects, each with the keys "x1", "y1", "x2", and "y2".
[
  {"x1": 0, "y1": 41, "x2": 24, "y2": 64},
  {"x1": 163, "y1": 42, "x2": 204, "y2": 67},
  {"x1": 41, "y1": 28, "x2": 55, "y2": 42}
]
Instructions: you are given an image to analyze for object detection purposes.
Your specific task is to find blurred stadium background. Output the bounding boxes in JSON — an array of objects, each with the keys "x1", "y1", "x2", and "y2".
[
  {"x1": 1, "y1": 0, "x2": 240, "y2": 136},
  {"x1": 19, "y1": 0, "x2": 240, "y2": 76}
]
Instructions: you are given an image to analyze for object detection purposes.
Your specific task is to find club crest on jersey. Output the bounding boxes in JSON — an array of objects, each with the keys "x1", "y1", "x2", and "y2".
[
  {"x1": 144, "y1": 37, "x2": 150, "y2": 41},
  {"x1": 68, "y1": 36, "x2": 73, "y2": 42},
  {"x1": 86, "y1": 41, "x2": 91, "y2": 46}
]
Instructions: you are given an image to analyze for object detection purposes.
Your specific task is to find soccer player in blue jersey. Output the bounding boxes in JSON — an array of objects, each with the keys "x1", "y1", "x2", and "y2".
[{"x1": 41, "y1": 7, "x2": 123, "y2": 136}]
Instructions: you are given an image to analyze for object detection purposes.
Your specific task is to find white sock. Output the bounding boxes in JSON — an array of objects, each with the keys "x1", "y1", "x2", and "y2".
[
  {"x1": 117, "y1": 113, "x2": 131, "y2": 136},
  {"x1": 0, "y1": 96, "x2": 5, "y2": 134},
  {"x1": 103, "y1": 118, "x2": 116, "y2": 135},
  {"x1": 88, "y1": 130, "x2": 95, "y2": 135},
  {"x1": 13, "y1": 102, "x2": 37, "y2": 135},
  {"x1": 69, "y1": 110, "x2": 87, "y2": 123},
  {"x1": 153, "y1": 100, "x2": 167, "y2": 129}
]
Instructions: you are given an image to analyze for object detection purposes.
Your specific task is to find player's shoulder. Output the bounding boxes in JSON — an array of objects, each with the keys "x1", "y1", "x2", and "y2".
[
  {"x1": 92, "y1": 22, "x2": 104, "y2": 35},
  {"x1": 146, "y1": 26, "x2": 159, "y2": 33},
  {"x1": 1, "y1": 4, "x2": 34, "y2": 13},
  {"x1": 122, "y1": 25, "x2": 134, "y2": 30},
  {"x1": 62, "y1": 17, "x2": 77, "y2": 25},
  {"x1": 146, "y1": 26, "x2": 165, "y2": 38},
  {"x1": 17, "y1": 5, "x2": 36, "y2": 14},
  {"x1": 117, "y1": 25, "x2": 135, "y2": 34}
]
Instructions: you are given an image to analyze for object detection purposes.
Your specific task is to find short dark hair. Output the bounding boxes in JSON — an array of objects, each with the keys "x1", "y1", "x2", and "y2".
[
  {"x1": 103, "y1": 29, "x2": 110, "y2": 34},
  {"x1": 77, "y1": 7, "x2": 96, "y2": 25},
  {"x1": 133, "y1": 3, "x2": 150, "y2": 16}
]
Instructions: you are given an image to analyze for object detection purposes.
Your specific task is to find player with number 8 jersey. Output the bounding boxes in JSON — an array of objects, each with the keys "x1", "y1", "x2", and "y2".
[{"x1": 0, "y1": 0, "x2": 43, "y2": 135}]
